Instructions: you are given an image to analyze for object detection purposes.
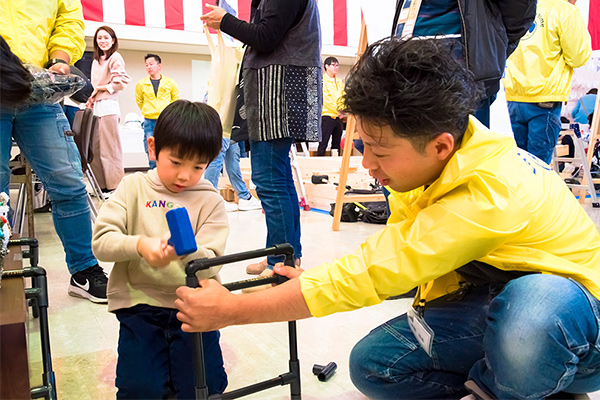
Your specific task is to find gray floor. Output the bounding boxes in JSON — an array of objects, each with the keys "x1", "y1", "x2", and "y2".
[{"x1": 21, "y1": 199, "x2": 600, "y2": 399}]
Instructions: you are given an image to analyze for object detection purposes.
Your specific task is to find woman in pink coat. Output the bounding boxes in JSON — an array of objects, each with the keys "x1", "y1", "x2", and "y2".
[{"x1": 87, "y1": 25, "x2": 130, "y2": 194}]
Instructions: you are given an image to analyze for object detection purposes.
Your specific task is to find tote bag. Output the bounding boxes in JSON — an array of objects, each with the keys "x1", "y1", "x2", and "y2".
[{"x1": 204, "y1": 27, "x2": 244, "y2": 137}]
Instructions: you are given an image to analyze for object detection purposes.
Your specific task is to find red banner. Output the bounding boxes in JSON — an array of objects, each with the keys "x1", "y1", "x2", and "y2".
[
  {"x1": 165, "y1": 0, "x2": 184, "y2": 30},
  {"x1": 124, "y1": 0, "x2": 145, "y2": 27},
  {"x1": 590, "y1": 0, "x2": 600, "y2": 50},
  {"x1": 333, "y1": 0, "x2": 347, "y2": 47},
  {"x1": 82, "y1": 0, "x2": 102, "y2": 22}
]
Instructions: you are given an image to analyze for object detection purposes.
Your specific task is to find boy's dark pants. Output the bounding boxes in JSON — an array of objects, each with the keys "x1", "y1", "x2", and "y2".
[{"x1": 115, "y1": 304, "x2": 227, "y2": 399}]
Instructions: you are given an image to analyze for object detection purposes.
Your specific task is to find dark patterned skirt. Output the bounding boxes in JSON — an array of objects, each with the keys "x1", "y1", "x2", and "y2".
[{"x1": 243, "y1": 64, "x2": 322, "y2": 142}]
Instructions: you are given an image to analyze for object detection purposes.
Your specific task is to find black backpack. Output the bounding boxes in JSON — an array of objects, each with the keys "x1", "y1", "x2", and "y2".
[{"x1": 329, "y1": 186, "x2": 389, "y2": 224}]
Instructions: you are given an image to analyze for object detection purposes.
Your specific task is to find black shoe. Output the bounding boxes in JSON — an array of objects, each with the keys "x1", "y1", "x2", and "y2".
[{"x1": 68, "y1": 265, "x2": 108, "y2": 303}]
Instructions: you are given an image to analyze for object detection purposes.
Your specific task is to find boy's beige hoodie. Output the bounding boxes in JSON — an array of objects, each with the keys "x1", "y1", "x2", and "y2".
[{"x1": 92, "y1": 169, "x2": 229, "y2": 313}]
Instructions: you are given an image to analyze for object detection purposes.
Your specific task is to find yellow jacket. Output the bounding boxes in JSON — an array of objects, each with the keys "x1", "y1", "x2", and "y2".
[
  {"x1": 135, "y1": 75, "x2": 180, "y2": 120},
  {"x1": 300, "y1": 117, "x2": 600, "y2": 317},
  {"x1": 322, "y1": 73, "x2": 344, "y2": 118},
  {"x1": 503, "y1": 0, "x2": 592, "y2": 103},
  {"x1": 0, "y1": 0, "x2": 85, "y2": 67}
]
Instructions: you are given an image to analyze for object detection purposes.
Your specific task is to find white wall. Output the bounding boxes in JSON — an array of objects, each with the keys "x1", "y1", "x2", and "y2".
[{"x1": 101, "y1": 48, "x2": 212, "y2": 119}]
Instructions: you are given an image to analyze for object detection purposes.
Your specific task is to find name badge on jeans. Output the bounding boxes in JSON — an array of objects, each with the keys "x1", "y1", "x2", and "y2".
[{"x1": 407, "y1": 305, "x2": 435, "y2": 357}]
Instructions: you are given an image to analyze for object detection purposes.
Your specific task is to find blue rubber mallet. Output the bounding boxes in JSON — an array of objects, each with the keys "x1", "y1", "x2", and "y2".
[{"x1": 166, "y1": 208, "x2": 198, "y2": 256}]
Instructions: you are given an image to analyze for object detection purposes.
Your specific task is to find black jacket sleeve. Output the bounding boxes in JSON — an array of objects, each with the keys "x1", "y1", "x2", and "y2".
[
  {"x1": 220, "y1": 0, "x2": 307, "y2": 53},
  {"x1": 494, "y1": 0, "x2": 537, "y2": 57}
]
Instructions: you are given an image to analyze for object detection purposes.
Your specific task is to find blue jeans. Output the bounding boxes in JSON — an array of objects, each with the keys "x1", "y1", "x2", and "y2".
[
  {"x1": 143, "y1": 118, "x2": 157, "y2": 169},
  {"x1": 473, "y1": 95, "x2": 496, "y2": 128},
  {"x1": 1, "y1": 104, "x2": 97, "y2": 274},
  {"x1": 250, "y1": 138, "x2": 301, "y2": 266},
  {"x1": 508, "y1": 101, "x2": 562, "y2": 164},
  {"x1": 350, "y1": 275, "x2": 600, "y2": 399},
  {"x1": 204, "y1": 137, "x2": 251, "y2": 200},
  {"x1": 115, "y1": 304, "x2": 227, "y2": 399},
  {"x1": 62, "y1": 104, "x2": 79, "y2": 129}
]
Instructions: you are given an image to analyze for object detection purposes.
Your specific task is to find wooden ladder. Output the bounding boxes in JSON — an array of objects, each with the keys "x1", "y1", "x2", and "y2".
[{"x1": 332, "y1": 21, "x2": 386, "y2": 231}]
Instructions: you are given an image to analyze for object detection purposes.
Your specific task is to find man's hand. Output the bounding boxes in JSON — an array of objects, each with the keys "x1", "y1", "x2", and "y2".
[
  {"x1": 137, "y1": 234, "x2": 178, "y2": 267},
  {"x1": 48, "y1": 63, "x2": 70, "y2": 75},
  {"x1": 176, "y1": 279, "x2": 237, "y2": 332},
  {"x1": 273, "y1": 263, "x2": 304, "y2": 280},
  {"x1": 200, "y1": 4, "x2": 227, "y2": 30},
  {"x1": 47, "y1": 50, "x2": 71, "y2": 75}
]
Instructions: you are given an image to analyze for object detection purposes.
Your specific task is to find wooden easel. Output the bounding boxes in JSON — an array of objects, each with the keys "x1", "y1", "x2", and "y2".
[
  {"x1": 332, "y1": 21, "x2": 386, "y2": 231},
  {"x1": 584, "y1": 79, "x2": 600, "y2": 187}
]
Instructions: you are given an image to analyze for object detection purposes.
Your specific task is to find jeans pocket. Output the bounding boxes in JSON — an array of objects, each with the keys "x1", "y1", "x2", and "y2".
[{"x1": 56, "y1": 114, "x2": 83, "y2": 173}]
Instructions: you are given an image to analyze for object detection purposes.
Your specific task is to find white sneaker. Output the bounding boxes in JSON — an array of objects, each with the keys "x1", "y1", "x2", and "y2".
[
  {"x1": 224, "y1": 201, "x2": 238, "y2": 212},
  {"x1": 238, "y1": 196, "x2": 262, "y2": 211}
]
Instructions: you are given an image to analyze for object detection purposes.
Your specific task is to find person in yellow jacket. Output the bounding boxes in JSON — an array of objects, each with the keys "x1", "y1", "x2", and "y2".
[
  {"x1": 0, "y1": 0, "x2": 107, "y2": 302},
  {"x1": 503, "y1": 0, "x2": 592, "y2": 164},
  {"x1": 135, "y1": 54, "x2": 179, "y2": 169},
  {"x1": 175, "y1": 37, "x2": 600, "y2": 398},
  {"x1": 317, "y1": 56, "x2": 345, "y2": 156}
]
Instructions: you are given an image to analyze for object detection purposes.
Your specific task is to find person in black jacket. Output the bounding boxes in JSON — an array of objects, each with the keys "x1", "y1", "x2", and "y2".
[
  {"x1": 392, "y1": 0, "x2": 536, "y2": 127},
  {"x1": 202, "y1": 0, "x2": 322, "y2": 274}
]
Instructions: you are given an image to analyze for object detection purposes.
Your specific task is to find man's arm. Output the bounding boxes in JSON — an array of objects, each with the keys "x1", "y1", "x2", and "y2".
[
  {"x1": 175, "y1": 265, "x2": 311, "y2": 332},
  {"x1": 495, "y1": 0, "x2": 537, "y2": 57},
  {"x1": 206, "y1": 0, "x2": 306, "y2": 53},
  {"x1": 135, "y1": 81, "x2": 144, "y2": 111},
  {"x1": 559, "y1": 6, "x2": 592, "y2": 69},
  {"x1": 49, "y1": 0, "x2": 86, "y2": 71},
  {"x1": 171, "y1": 80, "x2": 180, "y2": 102}
]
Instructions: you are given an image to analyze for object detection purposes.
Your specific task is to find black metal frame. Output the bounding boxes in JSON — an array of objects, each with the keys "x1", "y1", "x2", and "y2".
[
  {"x1": 185, "y1": 243, "x2": 301, "y2": 400},
  {"x1": 5, "y1": 237, "x2": 56, "y2": 400}
]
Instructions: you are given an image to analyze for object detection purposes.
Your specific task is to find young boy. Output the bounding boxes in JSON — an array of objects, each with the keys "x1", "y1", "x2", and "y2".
[
  {"x1": 92, "y1": 100, "x2": 228, "y2": 398},
  {"x1": 175, "y1": 38, "x2": 600, "y2": 398}
]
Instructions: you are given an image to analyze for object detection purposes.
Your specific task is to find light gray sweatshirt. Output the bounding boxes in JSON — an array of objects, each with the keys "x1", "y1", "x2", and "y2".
[{"x1": 92, "y1": 169, "x2": 229, "y2": 312}]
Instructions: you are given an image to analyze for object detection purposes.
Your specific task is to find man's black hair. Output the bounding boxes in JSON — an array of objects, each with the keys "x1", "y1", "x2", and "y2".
[
  {"x1": 154, "y1": 100, "x2": 222, "y2": 164},
  {"x1": 588, "y1": 88, "x2": 598, "y2": 95},
  {"x1": 324, "y1": 56, "x2": 339, "y2": 70},
  {"x1": 341, "y1": 37, "x2": 482, "y2": 151},
  {"x1": 145, "y1": 53, "x2": 162, "y2": 64},
  {"x1": 0, "y1": 35, "x2": 32, "y2": 107}
]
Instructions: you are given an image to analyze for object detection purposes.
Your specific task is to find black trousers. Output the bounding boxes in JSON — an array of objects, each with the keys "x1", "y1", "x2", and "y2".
[{"x1": 317, "y1": 115, "x2": 343, "y2": 156}]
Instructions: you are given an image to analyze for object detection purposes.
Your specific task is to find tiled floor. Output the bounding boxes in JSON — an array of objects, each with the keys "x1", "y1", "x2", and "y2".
[{"x1": 17, "y1": 198, "x2": 600, "y2": 399}]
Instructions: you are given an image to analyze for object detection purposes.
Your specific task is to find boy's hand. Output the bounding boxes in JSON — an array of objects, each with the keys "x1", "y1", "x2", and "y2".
[
  {"x1": 137, "y1": 234, "x2": 178, "y2": 267},
  {"x1": 175, "y1": 279, "x2": 236, "y2": 332}
]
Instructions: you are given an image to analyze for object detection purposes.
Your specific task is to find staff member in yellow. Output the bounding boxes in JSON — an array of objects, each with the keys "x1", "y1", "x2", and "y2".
[
  {"x1": 135, "y1": 54, "x2": 179, "y2": 169},
  {"x1": 176, "y1": 37, "x2": 600, "y2": 399},
  {"x1": 0, "y1": 0, "x2": 107, "y2": 302},
  {"x1": 317, "y1": 56, "x2": 345, "y2": 156},
  {"x1": 503, "y1": 0, "x2": 592, "y2": 164}
]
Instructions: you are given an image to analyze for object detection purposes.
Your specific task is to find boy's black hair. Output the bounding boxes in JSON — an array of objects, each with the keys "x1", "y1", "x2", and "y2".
[
  {"x1": 145, "y1": 53, "x2": 161, "y2": 64},
  {"x1": 324, "y1": 56, "x2": 339, "y2": 70},
  {"x1": 341, "y1": 37, "x2": 482, "y2": 151},
  {"x1": 0, "y1": 35, "x2": 33, "y2": 107},
  {"x1": 153, "y1": 100, "x2": 222, "y2": 164}
]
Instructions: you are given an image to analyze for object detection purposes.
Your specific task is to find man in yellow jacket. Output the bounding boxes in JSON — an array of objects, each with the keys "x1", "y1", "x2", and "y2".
[
  {"x1": 1, "y1": 0, "x2": 108, "y2": 303},
  {"x1": 135, "y1": 54, "x2": 179, "y2": 169},
  {"x1": 176, "y1": 37, "x2": 600, "y2": 398},
  {"x1": 317, "y1": 56, "x2": 345, "y2": 156},
  {"x1": 504, "y1": 0, "x2": 592, "y2": 164}
]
